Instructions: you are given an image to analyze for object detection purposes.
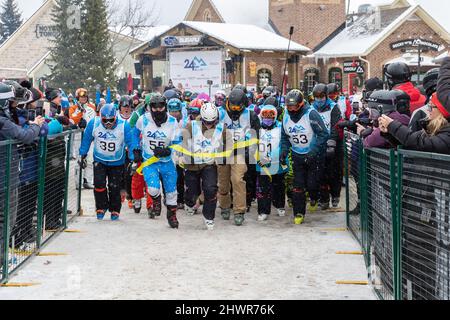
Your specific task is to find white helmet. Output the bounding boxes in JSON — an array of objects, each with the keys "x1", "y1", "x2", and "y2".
[{"x1": 201, "y1": 102, "x2": 219, "y2": 123}]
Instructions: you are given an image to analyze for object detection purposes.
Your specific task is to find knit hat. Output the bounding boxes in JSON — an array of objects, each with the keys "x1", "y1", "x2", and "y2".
[{"x1": 431, "y1": 93, "x2": 450, "y2": 119}]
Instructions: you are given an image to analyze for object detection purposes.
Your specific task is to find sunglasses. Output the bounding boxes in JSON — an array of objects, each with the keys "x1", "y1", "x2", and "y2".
[{"x1": 102, "y1": 117, "x2": 116, "y2": 124}]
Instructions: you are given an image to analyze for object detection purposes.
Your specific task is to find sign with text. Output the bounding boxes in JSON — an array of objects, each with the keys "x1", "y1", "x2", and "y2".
[
  {"x1": 390, "y1": 39, "x2": 442, "y2": 52},
  {"x1": 162, "y1": 35, "x2": 203, "y2": 47},
  {"x1": 169, "y1": 50, "x2": 222, "y2": 95},
  {"x1": 35, "y1": 24, "x2": 58, "y2": 39},
  {"x1": 343, "y1": 60, "x2": 364, "y2": 74}
]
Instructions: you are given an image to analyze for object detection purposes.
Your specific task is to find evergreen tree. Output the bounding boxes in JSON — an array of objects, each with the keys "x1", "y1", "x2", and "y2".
[
  {"x1": 0, "y1": 0, "x2": 23, "y2": 45},
  {"x1": 48, "y1": 0, "x2": 85, "y2": 93},
  {"x1": 82, "y1": 0, "x2": 117, "y2": 93}
]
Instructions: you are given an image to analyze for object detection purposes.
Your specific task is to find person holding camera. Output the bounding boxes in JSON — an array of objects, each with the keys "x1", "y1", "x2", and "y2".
[
  {"x1": 280, "y1": 89, "x2": 328, "y2": 225},
  {"x1": 358, "y1": 90, "x2": 410, "y2": 149}
]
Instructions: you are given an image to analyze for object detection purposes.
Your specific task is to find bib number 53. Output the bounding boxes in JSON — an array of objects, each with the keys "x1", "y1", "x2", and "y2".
[{"x1": 293, "y1": 135, "x2": 309, "y2": 145}]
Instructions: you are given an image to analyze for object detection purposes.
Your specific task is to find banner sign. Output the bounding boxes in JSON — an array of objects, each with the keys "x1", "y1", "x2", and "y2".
[
  {"x1": 169, "y1": 50, "x2": 222, "y2": 95},
  {"x1": 162, "y1": 35, "x2": 203, "y2": 47},
  {"x1": 343, "y1": 60, "x2": 364, "y2": 74},
  {"x1": 390, "y1": 39, "x2": 442, "y2": 52},
  {"x1": 35, "y1": 24, "x2": 58, "y2": 39}
]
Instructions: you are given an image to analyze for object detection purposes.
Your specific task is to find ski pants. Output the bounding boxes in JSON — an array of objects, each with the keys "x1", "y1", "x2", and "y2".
[
  {"x1": 143, "y1": 161, "x2": 178, "y2": 207},
  {"x1": 218, "y1": 164, "x2": 247, "y2": 214},
  {"x1": 123, "y1": 158, "x2": 133, "y2": 200},
  {"x1": 320, "y1": 144, "x2": 344, "y2": 203},
  {"x1": 131, "y1": 169, "x2": 153, "y2": 210},
  {"x1": 292, "y1": 153, "x2": 321, "y2": 216},
  {"x1": 176, "y1": 165, "x2": 185, "y2": 205},
  {"x1": 245, "y1": 164, "x2": 257, "y2": 207},
  {"x1": 94, "y1": 162, "x2": 124, "y2": 214},
  {"x1": 185, "y1": 165, "x2": 218, "y2": 221},
  {"x1": 257, "y1": 173, "x2": 286, "y2": 215}
]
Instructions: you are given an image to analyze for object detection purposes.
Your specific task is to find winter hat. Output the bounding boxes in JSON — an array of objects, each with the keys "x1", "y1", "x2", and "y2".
[
  {"x1": 29, "y1": 87, "x2": 43, "y2": 103},
  {"x1": 19, "y1": 79, "x2": 33, "y2": 89},
  {"x1": 431, "y1": 93, "x2": 450, "y2": 119},
  {"x1": 45, "y1": 88, "x2": 60, "y2": 102}
]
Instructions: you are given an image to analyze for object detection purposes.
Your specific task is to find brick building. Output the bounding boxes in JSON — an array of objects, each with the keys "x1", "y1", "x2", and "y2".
[{"x1": 135, "y1": 0, "x2": 449, "y2": 95}]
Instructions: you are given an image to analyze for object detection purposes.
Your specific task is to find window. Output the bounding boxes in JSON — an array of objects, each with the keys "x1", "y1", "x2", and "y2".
[
  {"x1": 328, "y1": 67, "x2": 343, "y2": 91},
  {"x1": 304, "y1": 68, "x2": 319, "y2": 95},
  {"x1": 203, "y1": 9, "x2": 212, "y2": 22}
]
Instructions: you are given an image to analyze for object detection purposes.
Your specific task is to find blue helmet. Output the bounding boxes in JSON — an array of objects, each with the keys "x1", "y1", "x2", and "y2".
[
  {"x1": 167, "y1": 98, "x2": 182, "y2": 112},
  {"x1": 100, "y1": 103, "x2": 117, "y2": 128}
]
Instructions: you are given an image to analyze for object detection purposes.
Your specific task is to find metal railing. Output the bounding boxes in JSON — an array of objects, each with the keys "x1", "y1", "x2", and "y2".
[
  {"x1": 344, "y1": 131, "x2": 450, "y2": 300},
  {"x1": 0, "y1": 130, "x2": 83, "y2": 284}
]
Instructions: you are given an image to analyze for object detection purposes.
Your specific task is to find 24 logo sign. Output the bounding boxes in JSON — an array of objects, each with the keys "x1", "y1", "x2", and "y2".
[{"x1": 184, "y1": 57, "x2": 207, "y2": 71}]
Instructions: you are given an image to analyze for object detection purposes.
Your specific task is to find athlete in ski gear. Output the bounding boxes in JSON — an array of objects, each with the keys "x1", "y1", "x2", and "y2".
[
  {"x1": 281, "y1": 89, "x2": 328, "y2": 225},
  {"x1": 312, "y1": 84, "x2": 343, "y2": 210},
  {"x1": 218, "y1": 88, "x2": 260, "y2": 226},
  {"x1": 256, "y1": 105, "x2": 289, "y2": 221},
  {"x1": 132, "y1": 94, "x2": 181, "y2": 228},
  {"x1": 187, "y1": 98, "x2": 203, "y2": 122},
  {"x1": 79, "y1": 104, "x2": 133, "y2": 221},
  {"x1": 118, "y1": 96, "x2": 134, "y2": 208},
  {"x1": 182, "y1": 103, "x2": 230, "y2": 230},
  {"x1": 214, "y1": 90, "x2": 226, "y2": 110}
]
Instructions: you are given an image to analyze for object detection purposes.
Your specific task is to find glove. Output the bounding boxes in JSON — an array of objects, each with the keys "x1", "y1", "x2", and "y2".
[
  {"x1": 129, "y1": 162, "x2": 139, "y2": 176},
  {"x1": 133, "y1": 149, "x2": 143, "y2": 163},
  {"x1": 153, "y1": 147, "x2": 171, "y2": 159},
  {"x1": 78, "y1": 118, "x2": 87, "y2": 129},
  {"x1": 257, "y1": 156, "x2": 272, "y2": 168},
  {"x1": 326, "y1": 140, "x2": 337, "y2": 158},
  {"x1": 279, "y1": 150, "x2": 289, "y2": 166},
  {"x1": 78, "y1": 156, "x2": 87, "y2": 169}
]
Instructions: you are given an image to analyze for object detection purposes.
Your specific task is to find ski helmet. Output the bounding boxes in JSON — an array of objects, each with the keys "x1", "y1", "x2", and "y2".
[
  {"x1": 391, "y1": 90, "x2": 411, "y2": 116},
  {"x1": 285, "y1": 89, "x2": 305, "y2": 115},
  {"x1": 214, "y1": 90, "x2": 226, "y2": 108},
  {"x1": 226, "y1": 88, "x2": 248, "y2": 121},
  {"x1": 188, "y1": 99, "x2": 203, "y2": 117},
  {"x1": 363, "y1": 77, "x2": 385, "y2": 102},
  {"x1": 233, "y1": 84, "x2": 248, "y2": 94},
  {"x1": 327, "y1": 83, "x2": 340, "y2": 101},
  {"x1": 119, "y1": 95, "x2": 133, "y2": 109},
  {"x1": 2, "y1": 80, "x2": 32, "y2": 106},
  {"x1": 422, "y1": 68, "x2": 439, "y2": 98},
  {"x1": 184, "y1": 90, "x2": 193, "y2": 102},
  {"x1": 163, "y1": 89, "x2": 181, "y2": 101},
  {"x1": 385, "y1": 62, "x2": 412, "y2": 89},
  {"x1": 167, "y1": 98, "x2": 182, "y2": 113},
  {"x1": 149, "y1": 93, "x2": 168, "y2": 126},
  {"x1": 100, "y1": 104, "x2": 117, "y2": 129},
  {"x1": 262, "y1": 86, "x2": 276, "y2": 99},
  {"x1": 75, "y1": 88, "x2": 88, "y2": 100},
  {"x1": 0, "y1": 82, "x2": 14, "y2": 118},
  {"x1": 312, "y1": 84, "x2": 328, "y2": 99},
  {"x1": 200, "y1": 102, "x2": 219, "y2": 127},
  {"x1": 367, "y1": 90, "x2": 397, "y2": 120},
  {"x1": 259, "y1": 105, "x2": 277, "y2": 129}
]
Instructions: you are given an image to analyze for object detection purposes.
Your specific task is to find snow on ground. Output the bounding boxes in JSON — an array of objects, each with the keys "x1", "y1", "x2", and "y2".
[{"x1": 0, "y1": 190, "x2": 376, "y2": 300}]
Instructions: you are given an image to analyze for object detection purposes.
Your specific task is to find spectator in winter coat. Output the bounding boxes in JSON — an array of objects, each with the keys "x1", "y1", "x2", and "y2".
[
  {"x1": 379, "y1": 92, "x2": 450, "y2": 155},
  {"x1": 359, "y1": 90, "x2": 411, "y2": 149}
]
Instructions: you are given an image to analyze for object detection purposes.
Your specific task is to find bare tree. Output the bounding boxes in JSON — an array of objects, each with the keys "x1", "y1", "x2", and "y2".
[{"x1": 107, "y1": 0, "x2": 160, "y2": 68}]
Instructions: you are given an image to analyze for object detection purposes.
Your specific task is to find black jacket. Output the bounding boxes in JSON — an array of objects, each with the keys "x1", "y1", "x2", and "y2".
[
  {"x1": 437, "y1": 57, "x2": 450, "y2": 113},
  {"x1": 388, "y1": 121, "x2": 450, "y2": 154}
]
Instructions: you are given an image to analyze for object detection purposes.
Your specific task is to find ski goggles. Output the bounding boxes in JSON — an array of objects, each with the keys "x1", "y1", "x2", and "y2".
[
  {"x1": 261, "y1": 109, "x2": 276, "y2": 119},
  {"x1": 229, "y1": 104, "x2": 244, "y2": 112},
  {"x1": 202, "y1": 119, "x2": 218, "y2": 127},
  {"x1": 102, "y1": 117, "x2": 116, "y2": 124},
  {"x1": 287, "y1": 101, "x2": 304, "y2": 112}
]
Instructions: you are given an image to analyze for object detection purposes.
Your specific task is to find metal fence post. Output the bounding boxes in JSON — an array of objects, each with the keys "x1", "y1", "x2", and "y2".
[
  {"x1": 344, "y1": 133, "x2": 350, "y2": 228},
  {"x1": 36, "y1": 137, "x2": 47, "y2": 250},
  {"x1": 390, "y1": 149, "x2": 402, "y2": 300},
  {"x1": 2, "y1": 142, "x2": 12, "y2": 283},
  {"x1": 360, "y1": 146, "x2": 369, "y2": 265},
  {"x1": 77, "y1": 132, "x2": 83, "y2": 216},
  {"x1": 395, "y1": 150, "x2": 403, "y2": 300},
  {"x1": 62, "y1": 131, "x2": 73, "y2": 229}
]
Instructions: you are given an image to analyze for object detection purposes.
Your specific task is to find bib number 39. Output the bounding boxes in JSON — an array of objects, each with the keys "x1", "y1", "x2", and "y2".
[{"x1": 100, "y1": 141, "x2": 116, "y2": 152}]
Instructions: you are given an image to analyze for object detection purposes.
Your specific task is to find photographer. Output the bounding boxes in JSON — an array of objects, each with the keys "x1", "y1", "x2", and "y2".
[{"x1": 359, "y1": 90, "x2": 410, "y2": 149}]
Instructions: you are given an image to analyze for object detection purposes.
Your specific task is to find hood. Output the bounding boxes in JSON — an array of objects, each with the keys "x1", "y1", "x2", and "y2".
[{"x1": 395, "y1": 82, "x2": 427, "y2": 112}]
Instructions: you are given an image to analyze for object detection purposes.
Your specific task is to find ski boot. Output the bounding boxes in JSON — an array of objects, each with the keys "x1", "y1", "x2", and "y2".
[
  {"x1": 221, "y1": 208, "x2": 231, "y2": 221},
  {"x1": 96, "y1": 210, "x2": 106, "y2": 220},
  {"x1": 185, "y1": 205, "x2": 197, "y2": 216},
  {"x1": 258, "y1": 214, "x2": 269, "y2": 222},
  {"x1": 277, "y1": 208, "x2": 286, "y2": 217},
  {"x1": 332, "y1": 197, "x2": 340, "y2": 208},
  {"x1": 318, "y1": 201, "x2": 330, "y2": 211},
  {"x1": 308, "y1": 200, "x2": 318, "y2": 213},
  {"x1": 167, "y1": 206, "x2": 179, "y2": 229},
  {"x1": 177, "y1": 202, "x2": 185, "y2": 210},
  {"x1": 294, "y1": 214, "x2": 305, "y2": 225},
  {"x1": 148, "y1": 196, "x2": 162, "y2": 219},
  {"x1": 234, "y1": 213, "x2": 245, "y2": 226},
  {"x1": 111, "y1": 212, "x2": 120, "y2": 221},
  {"x1": 204, "y1": 219, "x2": 215, "y2": 231},
  {"x1": 133, "y1": 199, "x2": 142, "y2": 214},
  {"x1": 128, "y1": 200, "x2": 133, "y2": 209}
]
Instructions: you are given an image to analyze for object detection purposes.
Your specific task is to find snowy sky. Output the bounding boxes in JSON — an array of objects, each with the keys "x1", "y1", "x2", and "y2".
[{"x1": 15, "y1": 0, "x2": 449, "y2": 31}]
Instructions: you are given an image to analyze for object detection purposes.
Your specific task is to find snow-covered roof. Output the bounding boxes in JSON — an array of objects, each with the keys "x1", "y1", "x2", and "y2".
[
  {"x1": 433, "y1": 51, "x2": 449, "y2": 64},
  {"x1": 181, "y1": 21, "x2": 309, "y2": 52},
  {"x1": 315, "y1": 3, "x2": 450, "y2": 58},
  {"x1": 385, "y1": 54, "x2": 438, "y2": 67}
]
